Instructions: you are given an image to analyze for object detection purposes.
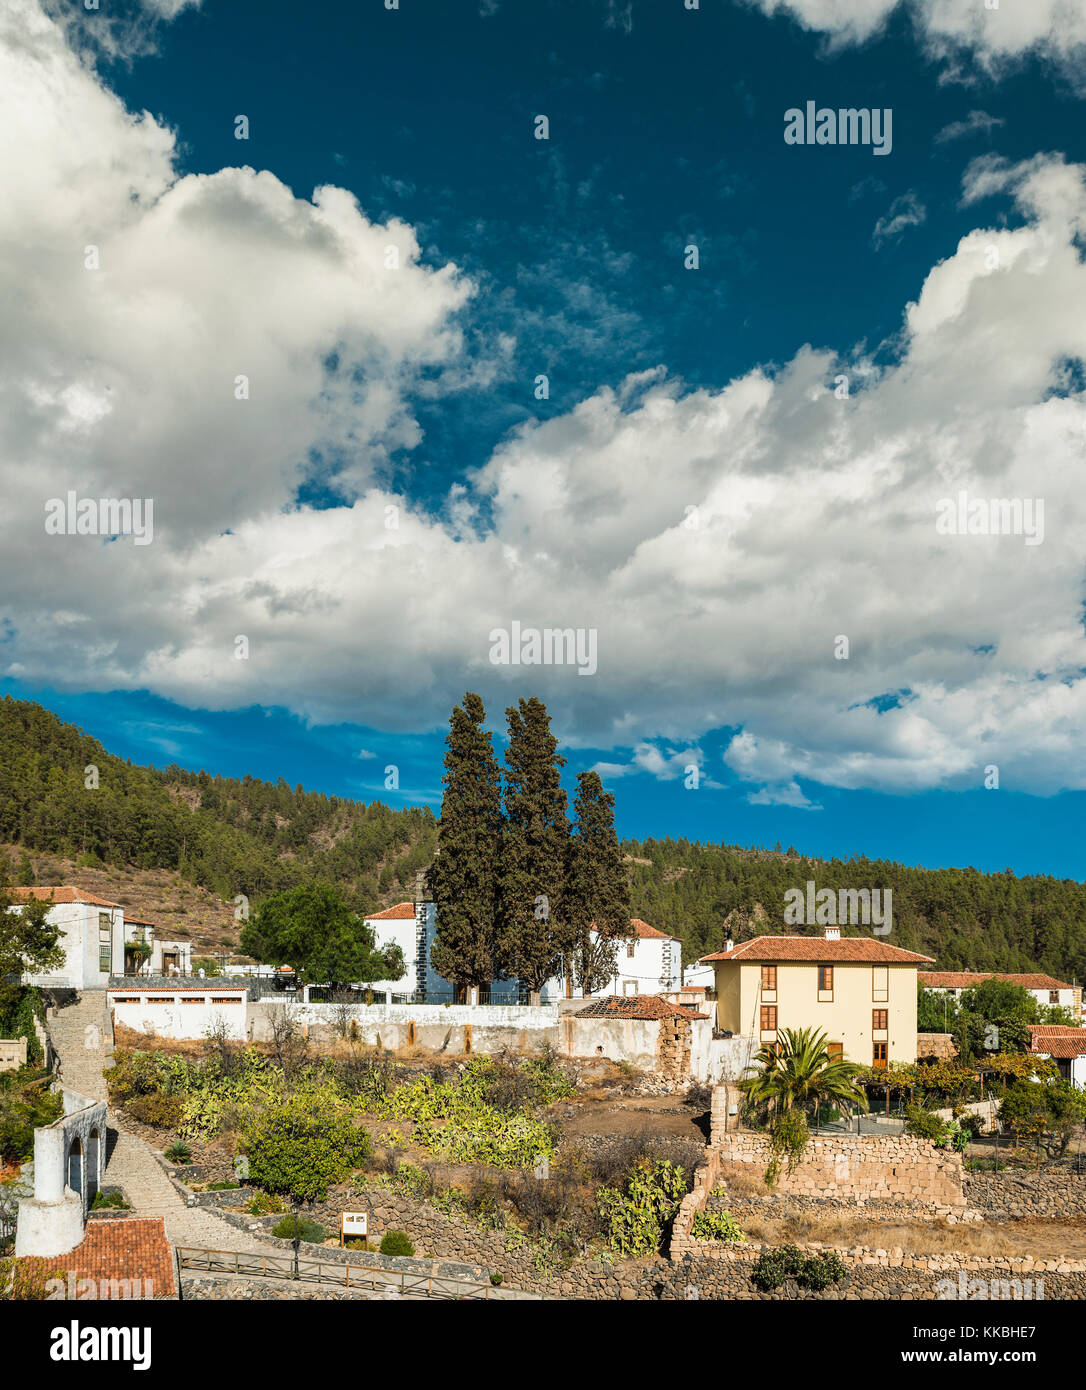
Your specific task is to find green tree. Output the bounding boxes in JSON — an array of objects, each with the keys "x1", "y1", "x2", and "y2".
[
  {"x1": 564, "y1": 771, "x2": 632, "y2": 995},
  {"x1": 743, "y1": 1027, "x2": 870, "y2": 1121},
  {"x1": 429, "y1": 693, "x2": 503, "y2": 994},
  {"x1": 495, "y1": 698, "x2": 569, "y2": 994},
  {"x1": 240, "y1": 883, "x2": 404, "y2": 986},
  {"x1": 999, "y1": 1079, "x2": 1086, "y2": 1159},
  {"x1": 0, "y1": 876, "x2": 63, "y2": 1018},
  {"x1": 244, "y1": 1093, "x2": 371, "y2": 1201},
  {"x1": 918, "y1": 985, "x2": 958, "y2": 1034}
]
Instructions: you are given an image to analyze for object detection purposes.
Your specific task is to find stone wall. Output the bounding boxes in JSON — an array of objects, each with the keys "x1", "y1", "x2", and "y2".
[
  {"x1": 0, "y1": 1038, "x2": 27, "y2": 1071},
  {"x1": 917, "y1": 1032, "x2": 957, "y2": 1060},
  {"x1": 703, "y1": 1131, "x2": 966, "y2": 1205},
  {"x1": 966, "y1": 1169, "x2": 1086, "y2": 1220}
]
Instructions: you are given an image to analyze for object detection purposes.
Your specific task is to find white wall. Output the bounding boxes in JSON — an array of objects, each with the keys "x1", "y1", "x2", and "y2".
[{"x1": 109, "y1": 989, "x2": 248, "y2": 1041}]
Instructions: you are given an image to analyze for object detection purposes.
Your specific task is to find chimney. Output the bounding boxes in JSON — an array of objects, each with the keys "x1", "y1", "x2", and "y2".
[
  {"x1": 725, "y1": 937, "x2": 734, "y2": 954},
  {"x1": 824, "y1": 924, "x2": 840, "y2": 941}
]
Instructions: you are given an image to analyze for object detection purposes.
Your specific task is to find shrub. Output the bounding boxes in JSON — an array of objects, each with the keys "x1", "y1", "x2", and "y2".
[
  {"x1": 904, "y1": 1102, "x2": 948, "y2": 1143},
  {"x1": 206, "y1": 1181, "x2": 239, "y2": 1191},
  {"x1": 344, "y1": 1238, "x2": 371, "y2": 1251},
  {"x1": 272, "y1": 1215, "x2": 326, "y2": 1243},
  {"x1": 247, "y1": 1190, "x2": 284, "y2": 1216},
  {"x1": 164, "y1": 1141, "x2": 192, "y2": 1164},
  {"x1": 379, "y1": 1230, "x2": 415, "y2": 1257},
  {"x1": 244, "y1": 1091, "x2": 372, "y2": 1202},
  {"x1": 597, "y1": 1158, "x2": 688, "y2": 1257},
  {"x1": 690, "y1": 1208, "x2": 746, "y2": 1243},
  {"x1": 126, "y1": 1093, "x2": 185, "y2": 1129},
  {"x1": 766, "y1": 1109, "x2": 810, "y2": 1186},
  {"x1": 0, "y1": 1074, "x2": 63, "y2": 1165},
  {"x1": 490, "y1": 1272, "x2": 503, "y2": 1286},
  {"x1": 750, "y1": 1244, "x2": 847, "y2": 1293},
  {"x1": 90, "y1": 1189, "x2": 130, "y2": 1211}
]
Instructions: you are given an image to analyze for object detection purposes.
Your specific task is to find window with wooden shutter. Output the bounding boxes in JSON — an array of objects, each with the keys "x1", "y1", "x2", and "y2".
[
  {"x1": 760, "y1": 1005, "x2": 777, "y2": 1034},
  {"x1": 872, "y1": 1041, "x2": 888, "y2": 1069},
  {"x1": 817, "y1": 964, "x2": 833, "y2": 1002},
  {"x1": 827, "y1": 1042, "x2": 843, "y2": 1061},
  {"x1": 872, "y1": 966, "x2": 889, "y2": 1003},
  {"x1": 872, "y1": 1009, "x2": 888, "y2": 1031}
]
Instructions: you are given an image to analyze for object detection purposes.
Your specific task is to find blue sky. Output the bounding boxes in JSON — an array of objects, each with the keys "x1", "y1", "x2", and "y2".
[{"x1": 3, "y1": 0, "x2": 1086, "y2": 877}]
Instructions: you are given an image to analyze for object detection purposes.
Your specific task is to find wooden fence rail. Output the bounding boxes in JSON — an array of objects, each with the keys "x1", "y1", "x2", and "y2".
[{"x1": 175, "y1": 1246, "x2": 537, "y2": 1300}]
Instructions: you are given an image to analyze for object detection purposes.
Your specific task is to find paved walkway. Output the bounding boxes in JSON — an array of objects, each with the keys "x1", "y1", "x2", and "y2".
[{"x1": 46, "y1": 992, "x2": 279, "y2": 1255}]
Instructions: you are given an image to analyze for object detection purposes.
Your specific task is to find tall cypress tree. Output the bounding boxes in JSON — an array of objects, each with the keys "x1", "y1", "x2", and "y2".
[
  {"x1": 495, "y1": 697, "x2": 569, "y2": 994},
  {"x1": 564, "y1": 770, "x2": 632, "y2": 995},
  {"x1": 429, "y1": 693, "x2": 503, "y2": 995}
]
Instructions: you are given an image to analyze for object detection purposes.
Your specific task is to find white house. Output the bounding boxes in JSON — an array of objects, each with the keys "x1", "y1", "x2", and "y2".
[
  {"x1": 363, "y1": 898, "x2": 520, "y2": 1003},
  {"x1": 539, "y1": 919, "x2": 682, "y2": 1003},
  {"x1": 123, "y1": 918, "x2": 191, "y2": 977},
  {"x1": 920, "y1": 971, "x2": 1082, "y2": 1023},
  {"x1": 1029, "y1": 1025, "x2": 1086, "y2": 1087},
  {"x1": 12, "y1": 887, "x2": 126, "y2": 991}
]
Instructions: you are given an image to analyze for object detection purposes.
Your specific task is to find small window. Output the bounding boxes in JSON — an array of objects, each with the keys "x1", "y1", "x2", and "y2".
[
  {"x1": 872, "y1": 965, "x2": 889, "y2": 1003},
  {"x1": 211, "y1": 997, "x2": 242, "y2": 1004},
  {"x1": 181, "y1": 997, "x2": 204, "y2": 1004},
  {"x1": 872, "y1": 1041, "x2": 888, "y2": 1069},
  {"x1": 818, "y1": 965, "x2": 833, "y2": 992},
  {"x1": 1050, "y1": 991, "x2": 1059, "y2": 1005},
  {"x1": 760, "y1": 1005, "x2": 778, "y2": 1032},
  {"x1": 113, "y1": 997, "x2": 139, "y2": 1004},
  {"x1": 872, "y1": 1009, "x2": 888, "y2": 1031},
  {"x1": 627, "y1": 943, "x2": 636, "y2": 958},
  {"x1": 761, "y1": 965, "x2": 777, "y2": 991},
  {"x1": 827, "y1": 1042, "x2": 843, "y2": 1061}
]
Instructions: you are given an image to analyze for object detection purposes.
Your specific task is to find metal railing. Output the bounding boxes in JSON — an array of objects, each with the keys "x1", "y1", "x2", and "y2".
[{"x1": 174, "y1": 1246, "x2": 534, "y2": 1299}]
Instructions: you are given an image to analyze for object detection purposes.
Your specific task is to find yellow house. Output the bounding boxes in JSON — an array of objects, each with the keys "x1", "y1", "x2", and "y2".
[{"x1": 701, "y1": 927, "x2": 935, "y2": 1067}]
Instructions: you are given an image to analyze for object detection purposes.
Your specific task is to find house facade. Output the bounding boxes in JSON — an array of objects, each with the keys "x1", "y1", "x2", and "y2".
[
  {"x1": 12, "y1": 888, "x2": 126, "y2": 992},
  {"x1": 123, "y1": 919, "x2": 191, "y2": 977},
  {"x1": 1029, "y1": 1024, "x2": 1086, "y2": 1087},
  {"x1": 539, "y1": 919, "x2": 682, "y2": 1002},
  {"x1": 702, "y1": 927, "x2": 935, "y2": 1067},
  {"x1": 920, "y1": 971, "x2": 1082, "y2": 1023}
]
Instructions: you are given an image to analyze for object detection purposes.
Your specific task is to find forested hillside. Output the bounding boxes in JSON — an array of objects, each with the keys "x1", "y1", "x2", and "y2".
[
  {"x1": 2, "y1": 696, "x2": 1084, "y2": 980},
  {"x1": 0, "y1": 697, "x2": 436, "y2": 911},
  {"x1": 624, "y1": 838, "x2": 1086, "y2": 982}
]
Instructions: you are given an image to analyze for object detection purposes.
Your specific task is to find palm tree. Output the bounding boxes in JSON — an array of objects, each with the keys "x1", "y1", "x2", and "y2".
[{"x1": 743, "y1": 1027, "x2": 870, "y2": 1124}]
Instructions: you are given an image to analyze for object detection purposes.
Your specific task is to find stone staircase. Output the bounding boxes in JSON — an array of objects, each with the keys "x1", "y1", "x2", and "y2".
[
  {"x1": 42, "y1": 991, "x2": 276, "y2": 1254},
  {"x1": 46, "y1": 990, "x2": 112, "y2": 1102}
]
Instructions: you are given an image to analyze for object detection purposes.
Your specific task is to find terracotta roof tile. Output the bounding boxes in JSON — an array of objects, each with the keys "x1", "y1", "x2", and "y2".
[
  {"x1": 15, "y1": 1217, "x2": 175, "y2": 1297},
  {"x1": 576, "y1": 994, "x2": 708, "y2": 1021},
  {"x1": 1029, "y1": 1025, "x2": 1086, "y2": 1059},
  {"x1": 364, "y1": 902, "x2": 416, "y2": 920},
  {"x1": 701, "y1": 935, "x2": 934, "y2": 965},
  {"x1": 921, "y1": 971, "x2": 1073, "y2": 992},
  {"x1": 10, "y1": 886, "x2": 122, "y2": 909}
]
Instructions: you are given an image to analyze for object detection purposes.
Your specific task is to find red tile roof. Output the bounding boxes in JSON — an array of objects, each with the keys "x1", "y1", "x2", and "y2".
[
  {"x1": 15, "y1": 1218, "x2": 175, "y2": 1297},
  {"x1": 576, "y1": 994, "x2": 708, "y2": 1021},
  {"x1": 921, "y1": 971, "x2": 1073, "y2": 992},
  {"x1": 701, "y1": 935, "x2": 935, "y2": 964},
  {"x1": 364, "y1": 902, "x2": 416, "y2": 920},
  {"x1": 1029, "y1": 1025, "x2": 1086, "y2": 1059},
  {"x1": 592, "y1": 917, "x2": 675, "y2": 940},
  {"x1": 9, "y1": 886, "x2": 122, "y2": 908}
]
